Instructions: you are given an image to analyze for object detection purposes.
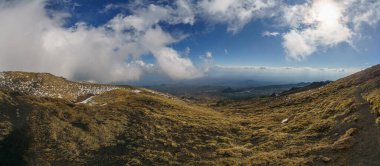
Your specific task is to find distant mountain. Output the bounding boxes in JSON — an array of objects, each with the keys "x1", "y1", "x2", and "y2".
[
  {"x1": 130, "y1": 77, "x2": 272, "y2": 88},
  {"x1": 0, "y1": 65, "x2": 379, "y2": 165},
  {"x1": 279, "y1": 81, "x2": 332, "y2": 96},
  {"x1": 145, "y1": 82, "x2": 312, "y2": 102}
]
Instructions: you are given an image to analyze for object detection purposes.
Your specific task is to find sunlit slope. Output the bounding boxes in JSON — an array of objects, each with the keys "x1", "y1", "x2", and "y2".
[{"x1": 217, "y1": 64, "x2": 380, "y2": 165}]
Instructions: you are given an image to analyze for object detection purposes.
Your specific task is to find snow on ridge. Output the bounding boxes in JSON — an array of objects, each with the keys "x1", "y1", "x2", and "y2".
[
  {"x1": 0, "y1": 72, "x2": 124, "y2": 100},
  {"x1": 142, "y1": 88, "x2": 176, "y2": 99}
]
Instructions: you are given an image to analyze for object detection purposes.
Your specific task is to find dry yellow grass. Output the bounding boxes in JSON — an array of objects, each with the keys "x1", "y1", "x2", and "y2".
[{"x1": 0, "y1": 65, "x2": 380, "y2": 165}]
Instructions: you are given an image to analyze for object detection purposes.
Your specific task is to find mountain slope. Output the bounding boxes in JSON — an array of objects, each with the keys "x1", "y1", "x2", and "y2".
[
  {"x1": 0, "y1": 71, "x2": 130, "y2": 102},
  {"x1": 0, "y1": 65, "x2": 380, "y2": 165},
  {"x1": 216, "y1": 64, "x2": 380, "y2": 165}
]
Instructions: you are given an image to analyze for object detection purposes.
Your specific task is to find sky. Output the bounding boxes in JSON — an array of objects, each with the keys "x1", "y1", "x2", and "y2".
[{"x1": 0, "y1": 0, "x2": 379, "y2": 84}]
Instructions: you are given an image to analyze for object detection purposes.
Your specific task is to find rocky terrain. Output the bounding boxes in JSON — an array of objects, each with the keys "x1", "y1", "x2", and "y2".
[{"x1": 0, "y1": 65, "x2": 379, "y2": 165}]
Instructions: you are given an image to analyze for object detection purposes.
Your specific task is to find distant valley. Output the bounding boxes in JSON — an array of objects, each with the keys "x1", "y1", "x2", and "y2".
[{"x1": 144, "y1": 81, "x2": 331, "y2": 102}]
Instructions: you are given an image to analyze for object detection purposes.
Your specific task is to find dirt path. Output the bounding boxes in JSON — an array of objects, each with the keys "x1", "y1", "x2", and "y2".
[{"x1": 346, "y1": 88, "x2": 380, "y2": 165}]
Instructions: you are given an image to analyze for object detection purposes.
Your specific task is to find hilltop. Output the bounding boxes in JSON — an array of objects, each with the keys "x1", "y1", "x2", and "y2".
[{"x1": 0, "y1": 65, "x2": 379, "y2": 165}]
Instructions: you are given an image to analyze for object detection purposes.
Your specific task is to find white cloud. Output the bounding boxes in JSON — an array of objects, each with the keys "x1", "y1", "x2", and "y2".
[
  {"x1": 281, "y1": 0, "x2": 353, "y2": 60},
  {"x1": 153, "y1": 47, "x2": 202, "y2": 80},
  {"x1": 281, "y1": 0, "x2": 380, "y2": 60},
  {"x1": 282, "y1": 30, "x2": 316, "y2": 60},
  {"x1": 197, "y1": 0, "x2": 278, "y2": 33},
  {"x1": 102, "y1": 0, "x2": 195, "y2": 25},
  {"x1": 184, "y1": 47, "x2": 191, "y2": 56},
  {"x1": 349, "y1": 0, "x2": 380, "y2": 30},
  {"x1": 205, "y1": 52, "x2": 213, "y2": 59},
  {"x1": 200, "y1": 51, "x2": 213, "y2": 72},
  {"x1": 0, "y1": 0, "x2": 201, "y2": 82},
  {"x1": 172, "y1": 0, "x2": 195, "y2": 25},
  {"x1": 199, "y1": 51, "x2": 214, "y2": 69},
  {"x1": 199, "y1": 51, "x2": 214, "y2": 73},
  {"x1": 262, "y1": 31, "x2": 280, "y2": 37}
]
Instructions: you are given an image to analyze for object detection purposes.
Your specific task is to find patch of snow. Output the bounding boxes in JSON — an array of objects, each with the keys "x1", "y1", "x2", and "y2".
[
  {"x1": 132, "y1": 89, "x2": 141, "y2": 93},
  {"x1": 79, "y1": 96, "x2": 95, "y2": 104},
  {"x1": 142, "y1": 88, "x2": 176, "y2": 99},
  {"x1": 281, "y1": 118, "x2": 289, "y2": 124}
]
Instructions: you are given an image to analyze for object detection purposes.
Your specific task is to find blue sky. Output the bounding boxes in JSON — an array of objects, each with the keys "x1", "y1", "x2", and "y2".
[
  {"x1": 49, "y1": 0, "x2": 379, "y2": 68},
  {"x1": 0, "y1": 0, "x2": 379, "y2": 84}
]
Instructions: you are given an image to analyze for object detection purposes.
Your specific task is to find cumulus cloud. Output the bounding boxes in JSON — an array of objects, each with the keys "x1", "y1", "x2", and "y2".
[
  {"x1": 281, "y1": 0, "x2": 353, "y2": 60},
  {"x1": 281, "y1": 0, "x2": 380, "y2": 60},
  {"x1": 197, "y1": 0, "x2": 278, "y2": 33},
  {"x1": 154, "y1": 47, "x2": 202, "y2": 80},
  {"x1": 282, "y1": 30, "x2": 317, "y2": 60},
  {"x1": 0, "y1": 0, "x2": 200, "y2": 82}
]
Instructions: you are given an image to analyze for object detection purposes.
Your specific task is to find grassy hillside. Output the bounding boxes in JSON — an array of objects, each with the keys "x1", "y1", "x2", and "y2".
[
  {"x1": 0, "y1": 71, "x2": 132, "y2": 101},
  {"x1": 0, "y1": 65, "x2": 380, "y2": 165}
]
